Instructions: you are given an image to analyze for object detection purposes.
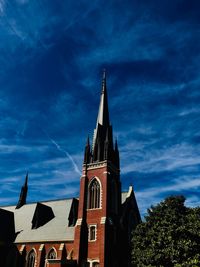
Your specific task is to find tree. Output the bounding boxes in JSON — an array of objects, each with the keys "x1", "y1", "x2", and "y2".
[{"x1": 131, "y1": 196, "x2": 200, "y2": 267}]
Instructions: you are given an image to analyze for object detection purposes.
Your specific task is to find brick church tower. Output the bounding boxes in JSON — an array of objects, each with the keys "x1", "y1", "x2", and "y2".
[{"x1": 74, "y1": 71, "x2": 135, "y2": 267}]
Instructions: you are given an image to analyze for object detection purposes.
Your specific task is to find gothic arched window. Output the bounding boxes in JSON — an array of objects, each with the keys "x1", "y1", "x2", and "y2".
[
  {"x1": 27, "y1": 249, "x2": 36, "y2": 267},
  {"x1": 47, "y1": 248, "x2": 56, "y2": 259},
  {"x1": 93, "y1": 262, "x2": 99, "y2": 267},
  {"x1": 88, "y1": 178, "x2": 101, "y2": 209}
]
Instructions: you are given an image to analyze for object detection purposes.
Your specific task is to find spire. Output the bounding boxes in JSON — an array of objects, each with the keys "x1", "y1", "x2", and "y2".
[
  {"x1": 96, "y1": 69, "x2": 110, "y2": 128},
  {"x1": 88, "y1": 71, "x2": 118, "y2": 165},
  {"x1": 16, "y1": 172, "x2": 28, "y2": 209},
  {"x1": 84, "y1": 136, "x2": 91, "y2": 164},
  {"x1": 92, "y1": 70, "x2": 110, "y2": 150}
]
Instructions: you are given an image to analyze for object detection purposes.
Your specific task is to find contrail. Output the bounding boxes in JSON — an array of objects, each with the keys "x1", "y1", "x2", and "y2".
[{"x1": 49, "y1": 138, "x2": 81, "y2": 175}]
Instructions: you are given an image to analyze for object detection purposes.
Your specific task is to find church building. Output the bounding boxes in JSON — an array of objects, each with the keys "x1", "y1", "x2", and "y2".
[{"x1": 0, "y1": 72, "x2": 141, "y2": 267}]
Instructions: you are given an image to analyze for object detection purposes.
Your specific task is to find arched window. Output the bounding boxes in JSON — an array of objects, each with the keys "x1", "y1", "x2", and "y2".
[
  {"x1": 47, "y1": 248, "x2": 56, "y2": 259},
  {"x1": 93, "y1": 262, "x2": 99, "y2": 267},
  {"x1": 27, "y1": 249, "x2": 36, "y2": 267},
  {"x1": 88, "y1": 178, "x2": 101, "y2": 209},
  {"x1": 86, "y1": 261, "x2": 99, "y2": 267}
]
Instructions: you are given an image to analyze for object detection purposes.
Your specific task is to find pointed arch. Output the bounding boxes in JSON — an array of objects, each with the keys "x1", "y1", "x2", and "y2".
[
  {"x1": 47, "y1": 247, "x2": 57, "y2": 259},
  {"x1": 26, "y1": 248, "x2": 36, "y2": 267},
  {"x1": 88, "y1": 177, "x2": 101, "y2": 209},
  {"x1": 67, "y1": 249, "x2": 74, "y2": 260}
]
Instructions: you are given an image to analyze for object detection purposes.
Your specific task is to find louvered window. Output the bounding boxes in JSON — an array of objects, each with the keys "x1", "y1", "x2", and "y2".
[{"x1": 88, "y1": 179, "x2": 100, "y2": 209}]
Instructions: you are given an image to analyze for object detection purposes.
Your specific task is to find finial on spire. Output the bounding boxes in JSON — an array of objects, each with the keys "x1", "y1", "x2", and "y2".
[
  {"x1": 103, "y1": 69, "x2": 106, "y2": 79},
  {"x1": 102, "y1": 69, "x2": 106, "y2": 92}
]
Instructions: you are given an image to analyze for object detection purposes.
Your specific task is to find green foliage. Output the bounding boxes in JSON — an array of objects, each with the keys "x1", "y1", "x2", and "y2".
[{"x1": 131, "y1": 196, "x2": 200, "y2": 267}]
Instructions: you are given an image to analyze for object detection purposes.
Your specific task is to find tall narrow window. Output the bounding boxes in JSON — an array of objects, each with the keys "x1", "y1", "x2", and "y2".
[
  {"x1": 27, "y1": 250, "x2": 36, "y2": 267},
  {"x1": 89, "y1": 225, "x2": 96, "y2": 241},
  {"x1": 88, "y1": 178, "x2": 101, "y2": 209}
]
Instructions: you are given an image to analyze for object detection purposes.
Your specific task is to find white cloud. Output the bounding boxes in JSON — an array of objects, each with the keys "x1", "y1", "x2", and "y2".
[
  {"x1": 136, "y1": 176, "x2": 200, "y2": 216},
  {"x1": 0, "y1": 143, "x2": 48, "y2": 154},
  {"x1": 121, "y1": 142, "x2": 200, "y2": 174}
]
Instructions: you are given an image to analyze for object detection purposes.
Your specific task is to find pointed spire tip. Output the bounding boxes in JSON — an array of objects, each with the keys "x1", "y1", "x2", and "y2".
[
  {"x1": 103, "y1": 69, "x2": 106, "y2": 79},
  {"x1": 102, "y1": 69, "x2": 107, "y2": 92}
]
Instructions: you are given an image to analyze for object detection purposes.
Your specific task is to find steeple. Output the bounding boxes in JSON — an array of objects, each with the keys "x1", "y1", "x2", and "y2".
[
  {"x1": 16, "y1": 172, "x2": 28, "y2": 209},
  {"x1": 82, "y1": 71, "x2": 119, "y2": 166}
]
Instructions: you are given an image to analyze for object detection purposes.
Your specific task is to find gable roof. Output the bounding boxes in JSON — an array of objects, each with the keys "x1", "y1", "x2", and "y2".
[
  {"x1": 2, "y1": 191, "x2": 131, "y2": 244},
  {"x1": 3, "y1": 199, "x2": 75, "y2": 243}
]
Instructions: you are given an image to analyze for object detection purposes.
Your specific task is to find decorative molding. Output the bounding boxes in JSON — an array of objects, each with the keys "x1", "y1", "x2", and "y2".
[
  {"x1": 59, "y1": 243, "x2": 64, "y2": 251},
  {"x1": 19, "y1": 244, "x2": 25, "y2": 253},
  {"x1": 87, "y1": 162, "x2": 107, "y2": 170},
  {"x1": 100, "y1": 217, "x2": 107, "y2": 224},
  {"x1": 39, "y1": 244, "x2": 44, "y2": 251},
  {"x1": 83, "y1": 160, "x2": 120, "y2": 175},
  {"x1": 76, "y1": 218, "x2": 83, "y2": 226}
]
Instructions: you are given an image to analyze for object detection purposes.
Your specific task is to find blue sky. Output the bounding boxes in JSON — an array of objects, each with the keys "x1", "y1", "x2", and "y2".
[{"x1": 0, "y1": 0, "x2": 200, "y2": 216}]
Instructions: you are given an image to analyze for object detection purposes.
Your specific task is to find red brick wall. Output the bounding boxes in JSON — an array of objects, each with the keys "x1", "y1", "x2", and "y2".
[
  {"x1": 74, "y1": 162, "x2": 120, "y2": 267},
  {"x1": 16, "y1": 241, "x2": 74, "y2": 267}
]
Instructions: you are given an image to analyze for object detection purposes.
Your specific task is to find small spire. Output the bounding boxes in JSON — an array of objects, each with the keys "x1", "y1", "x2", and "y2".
[
  {"x1": 84, "y1": 135, "x2": 91, "y2": 164},
  {"x1": 16, "y1": 172, "x2": 28, "y2": 209},
  {"x1": 25, "y1": 172, "x2": 28, "y2": 187},
  {"x1": 87, "y1": 135, "x2": 90, "y2": 146}
]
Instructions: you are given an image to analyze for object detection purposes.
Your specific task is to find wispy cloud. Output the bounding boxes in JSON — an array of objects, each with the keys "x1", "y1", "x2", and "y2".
[
  {"x1": 46, "y1": 135, "x2": 81, "y2": 176},
  {"x1": 136, "y1": 176, "x2": 200, "y2": 217},
  {"x1": 121, "y1": 142, "x2": 200, "y2": 174}
]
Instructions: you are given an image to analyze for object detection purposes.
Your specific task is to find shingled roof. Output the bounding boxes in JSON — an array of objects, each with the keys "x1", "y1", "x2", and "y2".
[
  {"x1": 3, "y1": 199, "x2": 75, "y2": 243},
  {"x1": 2, "y1": 190, "x2": 133, "y2": 244}
]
